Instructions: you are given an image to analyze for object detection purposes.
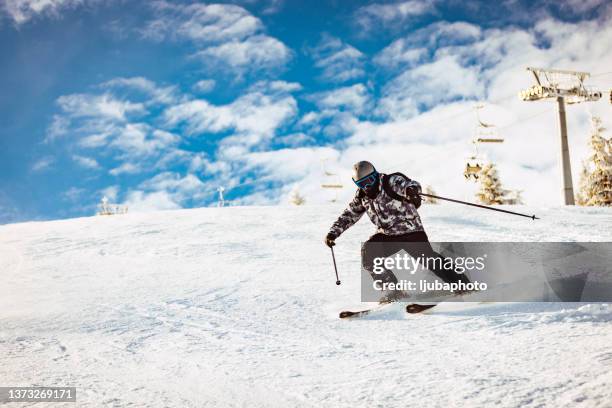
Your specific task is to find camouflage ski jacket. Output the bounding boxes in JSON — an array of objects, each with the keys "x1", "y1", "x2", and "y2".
[{"x1": 328, "y1": 173, "x2": 424, "y2": 238}]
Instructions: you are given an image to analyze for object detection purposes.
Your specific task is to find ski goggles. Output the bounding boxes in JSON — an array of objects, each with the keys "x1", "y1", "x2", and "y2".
[{"x1": 353, "y1": 171, "x2": 379, "y2": 189}]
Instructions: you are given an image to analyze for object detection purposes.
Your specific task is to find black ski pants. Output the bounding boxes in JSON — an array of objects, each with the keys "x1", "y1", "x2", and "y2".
[{"x1": 361, "y1": 231, "x2": 470, "y2": 285}]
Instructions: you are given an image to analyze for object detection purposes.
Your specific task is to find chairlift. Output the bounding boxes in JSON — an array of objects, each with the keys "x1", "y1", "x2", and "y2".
[
  {"x1": 464, "y1": 157, "x2": 483, "y2": 180},
  {"x1": 321, "y1": 183, "x2": 343, "y2": 189},
  {"x1": 475, "y1": 104, "x2": 495, "y2": 129},
  {"x1": 474, "y1": 104, "x2": 504, "y2": 143},
  {"x1": 463, "y1": 104, "x2": 505, "y2": 181},
  {"x1": 321, "y1": 158, "x2": 344, "y2": 202},
  {"x1": 476, "y1": 138, "x2": 504, "y2": 143},
  {"x1": 464, "y1": 138, "x2": 485, "y2": 181}
]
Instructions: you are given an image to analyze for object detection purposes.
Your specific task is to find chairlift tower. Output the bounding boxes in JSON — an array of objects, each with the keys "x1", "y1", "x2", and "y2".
[
  {"x1": 519, "y1": 67, "x2": 602, "y2": 205},
  {"x1": 217, "y1": 187, "x2": 225, "y2": 207}
]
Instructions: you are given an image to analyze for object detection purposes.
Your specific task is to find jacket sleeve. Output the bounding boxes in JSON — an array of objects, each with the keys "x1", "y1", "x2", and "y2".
[
  {"x1": 328, "y1": 193, "x2": 366, "y2": 239},
  {"x1": 389, "y1": 174, "x2": 422, "y2": 198}
]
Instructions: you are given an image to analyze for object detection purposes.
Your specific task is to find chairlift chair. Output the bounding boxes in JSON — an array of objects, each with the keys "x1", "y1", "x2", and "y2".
[
  {"x1": 474, "y1": 103, "x2": 504, "y2": 143},
  {"x1": 464, "y1": 158, "x2": 483, "y2": 180},
  {"x1": 320, "y1": 158, "x2": 344, "y2": 202}
]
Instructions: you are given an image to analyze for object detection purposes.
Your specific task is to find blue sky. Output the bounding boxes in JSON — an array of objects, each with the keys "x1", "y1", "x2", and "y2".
[{"x1": 1, "y1": 0, "x2": 611, "y2": 223}]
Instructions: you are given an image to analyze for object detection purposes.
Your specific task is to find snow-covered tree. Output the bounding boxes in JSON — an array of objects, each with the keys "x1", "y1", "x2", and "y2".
[
  {"x1": 475, "y1": 163, "x2": 510, "y2": 205},
  {"x1": 424, "y1": 185, "x2": 438, "y2": 204},
  {"x1": 576, "y1": 116, "x2": 612, "y2": 206},
  {"x1": 289, "y1": 189, "x2": 306, "y2": 206},
  {"x1": 96, "y1": 196, "x2": 128, "y2": 215}
]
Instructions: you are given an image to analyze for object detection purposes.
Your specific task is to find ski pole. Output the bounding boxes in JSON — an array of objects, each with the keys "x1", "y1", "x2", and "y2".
[
  {"x1": 419, "y1": 193, "x2": 539, "y2": 220},
  {"x1": 330, "y1": 247, "x2": 341, "y2": 285}
]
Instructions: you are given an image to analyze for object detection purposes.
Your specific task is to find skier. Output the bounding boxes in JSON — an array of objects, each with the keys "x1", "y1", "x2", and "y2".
[{"x1": 324, "y1": 161, "x2": 471, "y2": 302}]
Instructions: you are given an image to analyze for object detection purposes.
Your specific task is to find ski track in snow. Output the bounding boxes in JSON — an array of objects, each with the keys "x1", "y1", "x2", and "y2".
[{"x1": 1, "y1": 204, "x2": 611, "y2": 407}]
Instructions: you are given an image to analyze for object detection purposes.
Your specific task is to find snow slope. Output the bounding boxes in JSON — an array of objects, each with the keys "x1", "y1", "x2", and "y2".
[{"x1": 1, "y1": 204, "x2": 612, "y2": 407}]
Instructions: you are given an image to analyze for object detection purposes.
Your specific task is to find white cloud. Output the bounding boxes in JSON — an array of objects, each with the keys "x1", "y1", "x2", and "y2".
[
  {"x1": 2, "y1": 0, "x2": 91, "y2": 25},
  {"x1": 191, "y1": 35, "x2": 291, "y2": 75},
  {"x1": 310, "y1": 83, "x2": 371, "y2": 114},
  {"x1": 355, "y1": 0, "x2": 438, "y2": 32},
  {"x1": 123, "y1": 190, "x2": 181, "y2": 212},
  {"x1": 109, "y1": 162, "x2": 140, "y2": 176},
  {"x1": 46, "y1": 79, "x2": 299, "y2": 190},
  {"x1": 79, "y1": 130, "x2": 114, "y2": 148},
  {"x1": 231, "y1": 146, "x2": 341, "y2": 205},
  {"x1": 72, "y1": 154, "x2": 100, "y2": 169},
  {"x1": 350, "y1": 101, "x2": 476, "y2": 145},
  {"x1": 235, "y1": 0, "x2": 286, "y2": 15},
  {"x1": 101, "y1": 77, "x2": 180, "y2": 105},
  {"x1": 154, "y1": 148, "x2": 194, "y2": 171},
  {"x1": 118, "y1": 172, "x2": 212, "y2": 213},
  {"x1": 140, "y1": 172, "x2": 210, "y2": 201},
  {"x1": 31, "y1": 156, "x2": 54, "y2": 172},
  {"x1": 374, "y1": 22, "x2": 482, "y2": 70},
  {"x1": 260, "y1": 0, "x2": 284, "y2": 14},
  {"x1": 56, "y1": 93, "x2": 146, "y2": 121},
  {"x1": 110, "y1": 124, "x2": 180, "y2": 158},
  {"x1": 192, "y1": 79, "x2": 216, "y2": 94},
  {"x1": 190, "y1": 154, "x2": 231, "y2": 176},
  {"x1": 99, "y1": 185, "x2": 119, "y2": 201},
  {"x1": 248, "y1": 80, "x2": 302, "y2": 93},
  {"x1": 374, "y1": 44, "x2": 428, "y2": 70},
  {"x1": 45, "y1": 114, "x2": 70, "y2": 142},
  {"x1": 377, "y1": 55, "x2": 484, "y2": 119},
  {"x1": 416, "y1": 21, "x2": 482, "y2": 48},
  {"x1": 143, "y1": 1, "x2": 291, "y2": 76},
  {"x1": 297, "y1": 85, "x2": 371, "y2": 138},
  {"x1": 310, "y1": 35, "x2": 365, "y2": 82},
  {"x1": 49, "y1": 82, "x2": 185, "y2": 178},
  {"x1": 163, "y1": 90, "x2": 297, "y2": 145},
  {"x1": 431, "y1": 21, "x2": 482, "y2": 42},
  {"x1": 244, "y1": 146, "x2": 337, "y2": 179},
  {"x1": 143, "y1": 1, "x2": 261, "y2": 43},
  {"x1": 276, "y1": 132, "x2": 315, "y2": 147}
]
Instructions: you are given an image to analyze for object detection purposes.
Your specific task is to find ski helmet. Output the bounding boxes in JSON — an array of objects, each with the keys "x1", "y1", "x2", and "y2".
[
  {"x1": 352, "y1": 161, "x2": 379, "y2": 189},
  {"x1": 352, "y1": 161, "x2": 376, "y2": 180}
]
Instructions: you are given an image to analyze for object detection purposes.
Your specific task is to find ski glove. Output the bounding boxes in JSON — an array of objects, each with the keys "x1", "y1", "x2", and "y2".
[
  {"x1": 325, "y1": 234, "x2": 336, "y2": 247},
  {"x1": 405, "y1": 186, "x2": 422, "y2": 209}
]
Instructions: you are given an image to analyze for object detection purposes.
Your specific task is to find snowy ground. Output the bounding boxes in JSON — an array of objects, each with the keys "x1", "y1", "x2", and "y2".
[{"x1": 1, "y1": 204, "x2": 612, "y2": 407}]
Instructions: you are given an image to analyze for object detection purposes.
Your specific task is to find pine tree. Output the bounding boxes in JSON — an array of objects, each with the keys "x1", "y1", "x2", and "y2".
[
  {"x1": 475, "y1": 163, "x2": 509, "y2": 205},
  {"x1": 576, "y1": 116, "x2": 612, "y2": 206},
  {"x1": 424, "y1": 185, "x2": 438, "y2": 204},
  {"x1": 289, "y1": 189, "x2": 306, "y2": 206}
]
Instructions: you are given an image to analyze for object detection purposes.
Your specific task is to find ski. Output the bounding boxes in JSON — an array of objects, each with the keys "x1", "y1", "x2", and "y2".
[
  {"x1": 405, "y1": 304, "x2": 437, "y2": 314},
  {"x1": 339, "y1": 302, "x2": 395, "y2": 319},
  {"x1": 339, "y1": 302, "x2": 437, "y2": 318},
  {"x1": 339, "y1": 309, "x2": 373, "y2": 318}
]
